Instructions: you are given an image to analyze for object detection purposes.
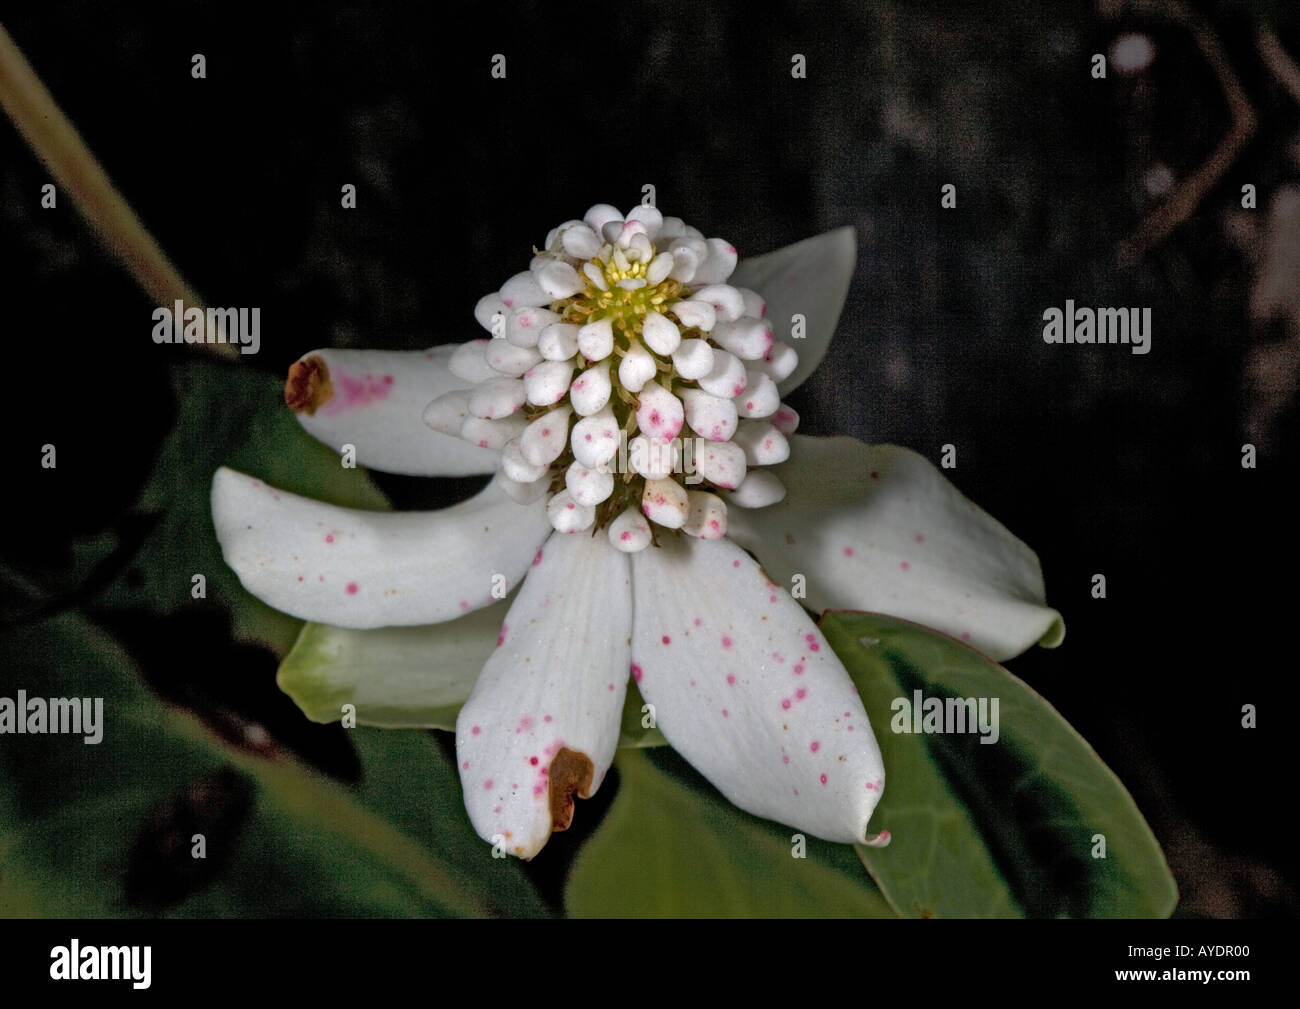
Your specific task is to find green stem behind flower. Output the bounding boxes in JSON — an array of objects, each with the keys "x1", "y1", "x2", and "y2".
[{"x1": 0, "y1": 24, "x2": 234, "y2": 358}]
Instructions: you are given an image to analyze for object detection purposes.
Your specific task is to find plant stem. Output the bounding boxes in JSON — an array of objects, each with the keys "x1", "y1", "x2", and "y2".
[{"x1": 0, "y1": 23, "x2": 235, "y2": 358}]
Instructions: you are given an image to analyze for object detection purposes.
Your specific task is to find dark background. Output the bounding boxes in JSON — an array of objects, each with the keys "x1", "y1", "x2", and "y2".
[{"x1": 1, "y1": 0, "x2": 1295, "y2": 916}]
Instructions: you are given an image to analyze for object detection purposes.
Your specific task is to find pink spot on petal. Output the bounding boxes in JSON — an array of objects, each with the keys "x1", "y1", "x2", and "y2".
[
  {"x1": 726, "y1": 674, "x2": 736, "y2": 685},
  {"x1": 662, "y1": 635, "x2": 671, "y2": 645},
  {"x1": 794, "y1": 663, "x2": 804, "y2": 675},
  {"x1": 782, "y1": 699, "x2": 792, "y2": 710},
  {"x1": 325, "y1": 534, "x2": 334, "y2": 543},
  {"x1": 460, "y1": 600, "x2": 470, "y2": 612},
  {"x1": 532, "y1": 548, "x2": 544, "y2": 566},
  {"x1": 721, "y1": 709, "x2": 729, "y2": 717},
  {"x1": 796, "y1": 688, "x2": 807, "y2": 700},
  {"x1": 820, "y1": 774, "x2": 828, "y2": 785},
  {"x1": 530, "y1": 756, "x2": 539, "y2": 766},
  {"x1": 721, "y1": 635, "x2": 733, "y2": 649},
  {"x1": 346, "y1": 582, "x2": 359, "y2": 595},
  {"x1": 472, "y1": 725, "x2": 481, "y2": 735},
  {"x1": 733, "y1": 560, "x2": 741, "y2": 568},
  {"x1": 810, "y1": 741, "x2": 820, "y2": 753},
  {"x1": 900, "y1": 561, "x2": 911, "y2": 571},
  {"x1": 843, "y1": 546, "x2": 854, "y2": 557},
  {"x1": 483, "y1": 779, "x2": 494, "y2": 790}
]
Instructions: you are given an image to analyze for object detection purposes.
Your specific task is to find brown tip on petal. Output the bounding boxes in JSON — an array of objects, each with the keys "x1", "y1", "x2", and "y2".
[
  {"x1": 285, "y1": 355, "x2": 333, "y2": 415},
  {"x1": 548, "y1": 747, "x2": 594, "y2": 833}
]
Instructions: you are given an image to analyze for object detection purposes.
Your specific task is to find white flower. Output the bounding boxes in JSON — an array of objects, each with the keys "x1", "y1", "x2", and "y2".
[{"x1": 212, "y1": 205, "x2": 1063, "y2": 859}]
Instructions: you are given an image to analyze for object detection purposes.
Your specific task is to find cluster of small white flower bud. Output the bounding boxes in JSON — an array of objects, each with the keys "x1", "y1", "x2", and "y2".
[{"x1": 424, "y1": 204, "x2": 802, "y2": 550}]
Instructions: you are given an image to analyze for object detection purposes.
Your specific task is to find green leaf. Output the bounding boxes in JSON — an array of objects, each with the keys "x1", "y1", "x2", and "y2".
[
  {"x1": 278, "y1": 608, "x2": 502, "y2": 729},
  {"x1": 820, "y1": 612, "x2": 1178, "y2": 918},
  {"x1": 0, "y1": 612, "x2": 548, "y2": 917},
  {"x1": 617, "y1": 678, "x2": 668, "y2": 748},
  {"x1": 280, "y1": 606, "x2": 669, "y2": 748},
  {"x1": 91, "y1": 359, "x2": 390, "y2": 654},
  {"x1": 565, "y1": 749, "x2": 895, "y2": 917}
]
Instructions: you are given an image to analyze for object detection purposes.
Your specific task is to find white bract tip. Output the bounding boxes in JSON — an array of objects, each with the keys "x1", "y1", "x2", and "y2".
[
  {"x1": 642, "y1": 311, "x2": 681, "y2": 356},
  {"x1": 697, "y1": 348, "x2": 748, "y2": 399},
  {"x1": 582, "y1": 260, "x2": 609, "y2": 291},
  {"x1": 634, "y1": 380, "x2": 684, "y2": 444},
  {"x1": 626, "y1": 204, "x2": 663, "y2": 240},
  {"x1": 712, "y1": 317, "x2": 773, "y2": 361},
  {"x1": 534, "y1": 259, "x2": 585, "y2": 299},
  {"x1": 499, "y1": 271, "x2": 551, "y2": 309},
  {"x1": 523, "y1": 360, "x2": 574, "y2": 406},
  {"x1": 423, "y1": 390, "x2": 472, "y2": 436},
  {"x1": 694, "y1": 440, "x2": 748, "y2": 490},
  {"x1": 538, "y1": 322, "x2": 580, "y2": 362},
  {"x1": 507, "y1": 307, "x2": 559, "y2": 348},
  {"x1": 608, "y1": 507, "x2": 652, "y2": 552},
  {"x1": 484, "y1": 340, "x2": 542, "y2": 377},
  {"x1": 667, "y1": 243, "x2": 700, "y2": 283},
  {"x1": 618, "y1": 342, "x2": 657, "y2": 393},
  {"x1": 681, "y1": 388, "x2": 738, "y2": 442},
  {"x1": 475, "y1": 294, "x2": 509, "y2": 333},
  {"x1": 497, "y1": 471, "x2": 552, "y2": 505},
  {"x1": 733, "y1": 420, "x2": 790, "y2": 466},
  {"x1": 570, "y1": 405, "x2": 621, "y2": 468},
  {"x1": 723, "y1": 469, "x2": 787, "y2": 508},
  {"x1": 735, "y1": 371, "x2": 780, "y2": 418},
  {"x1": 753, "y1": 340, "x2": 799, "y2": 383},
  {"x1": 683, "y1": 490, "x2": 728, "y2": 540},
  {"x1": 628, "y1": 435, "x2": 680, "y2": 481},
  {"x1": 501, "y1": 438, "x2": 548, "y2": 484},
  {"x1": 738, "y1": 287, "x2": 766, "y2": 319},
  {"x1": 565, "y1": 460, "x2": 614, "y2": 506},
  {"x1": 770, "y1": 403, "x2": 800, "y2": 435},
  {"x1": 547, "y1": 489, "x2": 595, "y2": 533},
  {"x1": 672, "y1": 300, "x2": 716, "y2": 332},
  {"x1": 468, "y1": 377, "x2": 526, "y2": 420},
  {"x1": 449, "y1": 340, "x2": 497, "y2": 383},
  {"x1": 561, "y1": 223, "x2": 602, "y2": 260},
  {"x1": 578, "y1": 318, "x2": 614, "y2": 361},
  {"x1": 520, "y1": 405, "x2": 572, "y2": 466},
  {"x1": 690, "y1": 284, "x2": 744, "y2": 322},
  {"x1": 641, "y1": 477, "x2": 689, "y2": 528},
  {"x1": 693, "y1": 238, "x2": 739, "y2": 284},
  {"x1": 460, "y1": 413, "x2": 526, "y2": 451},
  {"x1": 583, "y1": 203, "x2": 623, "y2": 235},
  {"x1": 569, "y1": 361, "x2": 612, "y2": 416},
  {"x1": 646, "y1": 251, "x2": 675, "y2": 285},
  {"x1": 671, "y1": 338, "x2": 715, "y2": 380}
]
